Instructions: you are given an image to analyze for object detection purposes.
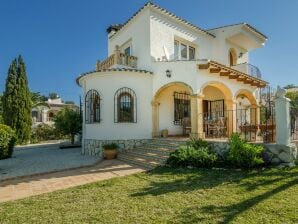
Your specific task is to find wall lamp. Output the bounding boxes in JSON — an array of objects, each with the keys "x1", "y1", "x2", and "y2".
[{"x1": 166, "y1": 69, "x2": 172, "y2": 78}]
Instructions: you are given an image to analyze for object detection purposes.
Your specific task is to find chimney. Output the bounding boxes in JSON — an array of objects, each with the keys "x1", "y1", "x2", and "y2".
[{"x1": 106, "y1": 24, "x2": 123, "y2": 38}]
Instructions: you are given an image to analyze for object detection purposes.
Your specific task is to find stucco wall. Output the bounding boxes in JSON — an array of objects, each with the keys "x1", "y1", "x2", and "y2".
[
  {"x1": 156, "y1": 84, "x2": 191, "y2": 135},
  {"x1": 150, "y1": 10, "x2": 213, "y2": 62},
  {"x1": 108, "y1": 9, "x2": 151, "y2": 71},
  {"x1": 82, "y1": 71, "x2": 153, "y2": 140}
]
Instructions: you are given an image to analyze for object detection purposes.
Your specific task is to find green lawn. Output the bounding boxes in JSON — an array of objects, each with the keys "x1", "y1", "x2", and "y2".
[{"x1": 0, "y1": 166, "x2": 297, "y2": 224}]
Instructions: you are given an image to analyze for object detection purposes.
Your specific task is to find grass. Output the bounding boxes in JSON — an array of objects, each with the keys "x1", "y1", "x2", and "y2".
[{"x1": 0, "y1": 166, "x2": 297, "y2": 224}]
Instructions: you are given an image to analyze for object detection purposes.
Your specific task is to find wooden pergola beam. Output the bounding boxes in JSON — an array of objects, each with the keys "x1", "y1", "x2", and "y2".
[
  {"x1": 237, "y1": 76, "x2": 247, "y2": 81},
  {"x1": 198, "y1": 63, "x2": 210, "y2": 69},
  {"x1": 210, "y1": 68, "x2": 221, "y2": 73},
  {"x1": 198, "y1": 60, "x2": 268, "y2": 88},
  {"x1": 220, "y1": 71, "x2": 230, "y2": 77}
]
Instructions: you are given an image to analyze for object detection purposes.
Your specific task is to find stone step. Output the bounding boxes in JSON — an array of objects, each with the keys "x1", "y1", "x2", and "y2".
[
  {"x1": 148, "y1": 139, "x2": 186, "y2": 144},
  {"x1": 143, "y1": 142, "x2": 182, "y2": 149},
  {"x1": 133, "y1": 146, "x2": 176, "y2": 154},
  {"x1": 118, "y1": 153, "x2": 162, "y2": 169},
  {"x1": 125, "y1": 149, "x2": 169, "y2": 160}
]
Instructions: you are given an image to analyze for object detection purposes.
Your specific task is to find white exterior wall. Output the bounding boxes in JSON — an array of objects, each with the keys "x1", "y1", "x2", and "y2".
[
  {"x1": 108, "y1": 9, "x2": 152, "y2": 71},
  {"x1": 149, "y1": 10, "x2": 213, "y2": 62},
  {"x1": 82, "y1": 71, "x2": 153, "y2": 140}
]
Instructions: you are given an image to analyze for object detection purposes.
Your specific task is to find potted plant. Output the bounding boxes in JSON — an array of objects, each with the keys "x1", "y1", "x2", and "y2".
[
  {"x1": 102, "y1": 143, "x2": 119, "y2": 159},
  {"x1": 161, "y1": 129, "x2": 168, "y2": 138}
]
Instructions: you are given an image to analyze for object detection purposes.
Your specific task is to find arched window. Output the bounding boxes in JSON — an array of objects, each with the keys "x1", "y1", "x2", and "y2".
[
  {"x1": 114, "y1": 87, "x2": 137, "y2": 123},
  {"x1": 85, "y1": 90, "x2": 101, "y2": 123},
  {"x1": 229, "y1": 48, "x2": 237, "y2": 66}
]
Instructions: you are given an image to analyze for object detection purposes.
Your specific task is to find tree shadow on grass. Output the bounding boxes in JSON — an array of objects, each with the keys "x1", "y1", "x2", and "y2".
[
  {"x1": 131, "y1": 167, "x2": 297, "y2": 223},
  {"x1": 131, "y1": 167, "x2": 244, "y2": 197},
  {"x1": 131, "y1": 167, "x2": 297, "y2": 197},
  {"x1": 176, "y1": 177, "x2": 298, "y2": 223}
]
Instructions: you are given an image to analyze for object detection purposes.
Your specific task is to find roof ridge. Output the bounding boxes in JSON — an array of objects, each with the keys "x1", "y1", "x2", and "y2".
[
  {"x1": 207, "y1": 22, "x2": 267, "y2": 39},
  {"x1": 110, "y1": 1, "x2": 215, "y2": 38}
]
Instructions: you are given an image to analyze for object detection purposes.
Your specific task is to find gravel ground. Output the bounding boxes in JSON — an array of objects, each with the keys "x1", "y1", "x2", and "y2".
[{"x1": 0, "y1": 143, "x2": 100, "y2": 181}]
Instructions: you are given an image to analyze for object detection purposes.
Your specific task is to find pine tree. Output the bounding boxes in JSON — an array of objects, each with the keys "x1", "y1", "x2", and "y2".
[
  {"x1": 15, "y1": 55, "x2": 32, "y2": 143},
  {"x1": 2, "y1": 59, "x2": 18, "y2": 129}
]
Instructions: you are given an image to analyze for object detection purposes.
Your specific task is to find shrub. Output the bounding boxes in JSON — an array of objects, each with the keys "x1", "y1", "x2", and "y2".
[
  {"x1": 0, "y1": 124, "x2": 16, "y2": 159},
  {"x1": 186, "y1": 138, "x2": 211, "y2": 150},
  {"x1": 166, "y1": 145, "x2": 217, "y2": 168},
  {"x1": 31, "y1": 124, "x2": 62, "y2": 143},
  {"x1": 227, "y1": 133, "x2": 264, "y2": 168},
  {"x1": 102, "y1": 143, "x2": 119, "y2": 150}
]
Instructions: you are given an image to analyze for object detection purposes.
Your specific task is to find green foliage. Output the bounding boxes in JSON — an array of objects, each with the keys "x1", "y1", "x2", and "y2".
[
  {"x1": 30, "y1": 92, "x2": 49, "y2": 109},
  {"x1": 227, "y1": 133, "x2": 264, "y2": 168},
  {"x1": 102, "y1": 143, "x2": 119, "y2": 150},
  {"x1": 64, "y1": 101, "x2": 75, "y2": 105},
  {"x1": 31, "y1": 124, "x2": 63, "y2": 144},
  {"x1": 15, "y1": 56, "x2": 32, "y2": 144},
  {"x1": 2, "y1": 59, "x2": 18, "y2": 129},
  {"x1": 284, "y1": 84, "x2": 298, "y2": 89},
  {"x1": 0, "y1": 124, "x2": 16, "y2": 159},
  {"x1": 286, "y1": 91, "x2": 298, "y2": 110},
  {"x1": 167, "y1": 145, "x2": 218, "y2": 168},
  {"x1": 49, "y1": 92, "x2": 59, "y2": 100},
  {"x1": 2, "y1": 56, "x2": 32, "y2": 144},
  {"x1": 186, "y1": 138, "x2": 211, "y2": 150},
  {"x1": 54, "y1": 107, "x2": 82, "y2": 144}
]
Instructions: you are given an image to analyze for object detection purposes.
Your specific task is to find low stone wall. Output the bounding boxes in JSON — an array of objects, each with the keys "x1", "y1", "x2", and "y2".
[
  {"x1": 206, "y1": 140, "x2": 297, "y2": 167},
  {"x1": 82, "y1": 139, "x2": 149, "y2": 158},
  {"x1": 264, "y1": 143, "x2": 297, "y2": 166}
]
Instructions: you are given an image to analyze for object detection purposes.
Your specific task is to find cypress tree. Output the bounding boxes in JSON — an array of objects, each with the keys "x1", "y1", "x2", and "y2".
[
  {"x1": 2, "y1": 59, "x2": 19, "y2": 129},
  {"x1": 15, "y1": 55, "x2": 32, "y2": 144},
  {"x1": 2, "y1": 56, "x2": 32, "y2": 144}
]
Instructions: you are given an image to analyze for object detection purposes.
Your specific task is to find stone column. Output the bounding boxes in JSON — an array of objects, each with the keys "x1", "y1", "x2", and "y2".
[
  {"x1": 114, "y1": 45, "x2": 121, "y2": 65},
  {"x1": 151, "y1": 101, "x2": 160, "y2": 137},
  {"x1": 190, "y1": 94, "x2": 204, "y2": 139},
  {"x1": 226, "y1": 99, "x2": 237, "y2": 135},
  {"x1": 275, "y1": 87, "x2": 291, "y2": 145}
]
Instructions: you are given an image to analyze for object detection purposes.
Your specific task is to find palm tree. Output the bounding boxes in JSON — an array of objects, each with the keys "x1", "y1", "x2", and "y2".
[{"x1": 31, "y1": 92, "x2": 49, "y2": 109}]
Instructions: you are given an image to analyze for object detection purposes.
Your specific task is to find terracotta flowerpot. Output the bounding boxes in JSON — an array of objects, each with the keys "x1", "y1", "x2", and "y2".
[
  {"x1": 161, "y1": 129, "x2": 168, "y2": 138},
  {"x1": 104, "y1": 148, "x2": 117, "y2": 160}
]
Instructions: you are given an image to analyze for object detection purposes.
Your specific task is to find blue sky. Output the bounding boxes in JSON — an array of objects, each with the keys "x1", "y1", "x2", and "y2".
[{"x1": 0, "y1": 0, "x2": 297, "y2": 104}]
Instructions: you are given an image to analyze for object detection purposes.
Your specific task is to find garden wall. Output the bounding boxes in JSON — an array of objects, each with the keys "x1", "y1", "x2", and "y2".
[
  {"x1": 206, "y1": 140, "x2": 297, "y2": 167},
  {"x1": 83, "y1": 139, "x2": 149, "y2": 158}
]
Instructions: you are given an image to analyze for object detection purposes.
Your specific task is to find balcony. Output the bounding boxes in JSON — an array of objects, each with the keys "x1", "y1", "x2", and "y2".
[
  {"x1": 232, "y1": 63, "x2": 262, "y2": 79},
  {"x1": 96, "y1": 46, "x2": 137, "y2": 70}
]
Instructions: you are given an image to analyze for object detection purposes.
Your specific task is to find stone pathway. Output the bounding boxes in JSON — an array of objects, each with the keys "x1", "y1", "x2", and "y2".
[
  {"x1": 0, "y1": 143, "x2": 100, "y2": 181},
  {"x1": 0, "y1": 159, "x2": 146, "y2": 203}
]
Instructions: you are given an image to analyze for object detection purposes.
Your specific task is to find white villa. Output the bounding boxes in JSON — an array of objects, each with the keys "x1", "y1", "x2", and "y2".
[
  {"x1": 77, "y1": 2, "x2": 270, "y2": 155},
  {"x1": 32, "y1": 98, "x2": 75, "y2": 126}
]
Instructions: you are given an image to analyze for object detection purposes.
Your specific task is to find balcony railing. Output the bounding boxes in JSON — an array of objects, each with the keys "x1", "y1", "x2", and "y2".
[
  {"x1": 232, "y1": 63, "x2": 262, "y2": 79},
  {"x1": 96, "y1": 46, "x2": 137, "y2": 70}
]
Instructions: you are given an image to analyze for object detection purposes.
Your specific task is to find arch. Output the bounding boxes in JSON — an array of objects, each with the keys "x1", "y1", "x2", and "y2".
[
  {"x1": 153, "y1": 82, "x2": 194, "y2": 99},
  {"x1": 85, "y1": 89, "x2": 101, "y2": 123},
  {"x1": 200, "y1": 81, "x2": 233, "y2": 100},
  {"x1": 229, "y1": 48, "x2": 237, "y2": 66},
  {"x1": 114, "y1": 87, "x2": 137, "y2": 123},
  {"x1": 234, "y1": 89, "x2": 257, "y2": 106}
]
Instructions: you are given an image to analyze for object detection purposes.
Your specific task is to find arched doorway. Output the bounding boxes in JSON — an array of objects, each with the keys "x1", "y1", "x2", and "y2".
[
  {"x1": 200, "y1": 82, "x2": 233, "y2": 138},
  {"x1": 235, "y1": 89, "x2": 259, "y2": 141},
  {"x1": 229, "y1": 48, "x2": 237, "y2": 67},
  {"x1": 152, "y1": 82, "x2": 193, "y2": 137}
]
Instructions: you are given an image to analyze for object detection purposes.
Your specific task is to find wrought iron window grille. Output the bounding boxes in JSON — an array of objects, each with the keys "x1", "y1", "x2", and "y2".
[
  {"x1": 85, "y1": 89, "x2": 101, "y2": 124},
  {"x1": 114, "y1": 87, "x2": 137, "y2": 123}
]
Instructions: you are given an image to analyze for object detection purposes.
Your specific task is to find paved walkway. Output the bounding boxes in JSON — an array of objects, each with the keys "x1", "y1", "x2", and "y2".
[
  {"x1": 0, "y1": 143, "x2": 99, "y2": 181},
  {"x1": 0, "y1": 159, "x2": 146, "y2": 203}
]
